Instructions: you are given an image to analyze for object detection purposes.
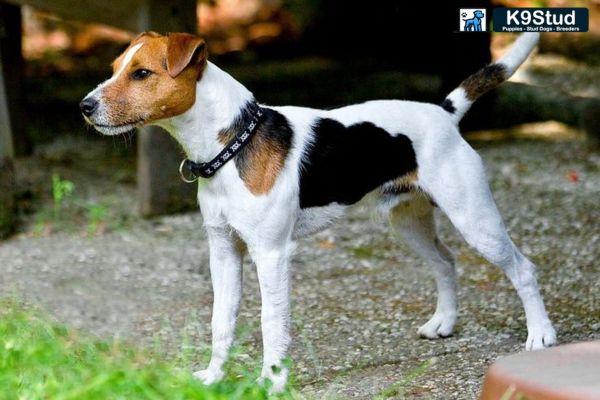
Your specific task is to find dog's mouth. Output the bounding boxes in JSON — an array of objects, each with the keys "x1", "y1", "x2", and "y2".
[{"x1": 85, "y1": 117, "x2": 145, "y2": 136}]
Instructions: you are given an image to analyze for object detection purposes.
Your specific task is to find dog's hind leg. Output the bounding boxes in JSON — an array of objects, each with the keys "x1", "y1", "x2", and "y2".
[
  {"x1": 419, "y1": 137, "x2": 556, "y2": 350},
  {"x1": 390, "y1": 196, "x2": 458, "y2": 339}
]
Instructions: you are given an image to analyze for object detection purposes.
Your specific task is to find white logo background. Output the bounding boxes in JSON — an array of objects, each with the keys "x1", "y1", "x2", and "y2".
[{"x1": 459, "y1": 8, "x2": 487, "y2": 32}]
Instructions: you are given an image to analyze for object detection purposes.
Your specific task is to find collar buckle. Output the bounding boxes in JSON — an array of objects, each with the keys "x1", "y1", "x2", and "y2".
[{"x1": 179, "y1": 159, "x2": 199, "y2": 183}]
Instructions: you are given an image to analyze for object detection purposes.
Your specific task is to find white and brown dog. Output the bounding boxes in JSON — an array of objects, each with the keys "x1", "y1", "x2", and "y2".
[{"x1": 81, "y1": 32, "x2": 556, "y2": 391}]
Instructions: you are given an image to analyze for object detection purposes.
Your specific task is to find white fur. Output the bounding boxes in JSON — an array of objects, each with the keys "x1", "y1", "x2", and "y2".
[
  {"x1": 391, "y1": 197, "x2": 457, "y2": 338},
  {"x1": 114, "y1": 43, "x2": 145, "y2": 80},
  {"x1": 295, "y1": 203, "x2": 346, "y2": 237},
  {"x1": 498, "y1": 32, "x2": 540, "y2": 75},
  {"x1": 155, "y1": 61, "x2": 555, "y2": 392},
  {"x1": 444, "y1": 87, "x2": 472, "y2": 123},
  {"x1": 85, "y1": 33, "x2": 555, "y2": 393},
  {"x1": 445, "y1": 32, "x2": 539, "y2": 123},
  {"x1": 192, "y1": 224, "x2": 244, "y2": 386}
]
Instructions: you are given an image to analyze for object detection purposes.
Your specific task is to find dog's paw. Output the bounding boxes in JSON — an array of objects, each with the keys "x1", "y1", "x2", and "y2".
[
  {"x1": 418, "y1": 312, "x2": 456, "y2": 339},
  {"x1": 525, "y1": 323, "x2": 557, "y2": 350},
  {"x1": 193, "y1": 368, "x2": 224, "y2": 385},
  {"x1": 258, "y1": 366, "x2": 289, "y2": 394}
]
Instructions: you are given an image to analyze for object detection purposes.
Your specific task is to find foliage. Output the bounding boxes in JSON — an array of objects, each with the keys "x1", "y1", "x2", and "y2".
[
  {"x1": 0, "y1": 299, "x2": 293, "y2": 399},
  {"x1": 51, "y1": 174, "x2": 74, "y2": 219},
  {"x1": 83, "y1": 202, "x2": 108, "y2": 236},
  {"x1": 33, "y1": 174, "x2": 126, "y2": 236}
]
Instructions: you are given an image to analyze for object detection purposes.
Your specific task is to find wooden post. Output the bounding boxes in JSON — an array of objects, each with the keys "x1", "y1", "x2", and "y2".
[
  {"x1": 0, "y1": 2, "x2": 30, "y2": 156},
  {"x1": 136, "y1": 0, "x2": 198, "y2": 216},
  {"x1": 0, "y1": 40, "x2": 15, "y2": 237}
]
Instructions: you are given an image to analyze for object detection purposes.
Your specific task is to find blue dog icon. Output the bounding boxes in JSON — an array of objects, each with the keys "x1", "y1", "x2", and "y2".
[{"x1": 463, "y1": 10, "x2": 485, "y2": 31}]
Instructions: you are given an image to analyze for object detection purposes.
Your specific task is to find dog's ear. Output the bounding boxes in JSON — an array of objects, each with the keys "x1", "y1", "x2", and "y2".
[
  {"x1": 166, "y1": 33, "x2": 207, "y2": 79},
  {"x1": 133, "y1": 31, "x2": 161, "y2": 42}
]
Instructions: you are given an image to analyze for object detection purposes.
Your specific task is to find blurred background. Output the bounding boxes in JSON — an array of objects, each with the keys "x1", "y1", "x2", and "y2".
[
  {"x1": 0, "y1": 2, "x2": 599, "y2": 397},
  {"x1": 0, "y1": 0, "x2": 599, "y2": 236}
]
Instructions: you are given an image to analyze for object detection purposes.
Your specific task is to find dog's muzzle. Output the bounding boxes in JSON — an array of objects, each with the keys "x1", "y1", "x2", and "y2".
[{"x1": 80, "y1": 97, "x2": 99, "y2": 117}]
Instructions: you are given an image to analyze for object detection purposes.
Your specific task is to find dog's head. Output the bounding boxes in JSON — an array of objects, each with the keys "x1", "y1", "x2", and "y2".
[
  {"x1": 473, "y1": 10, "x2": 484, "y2": 19},
  {"x1": 80, "y1": 32, "x2": 207, "y2": 135}
]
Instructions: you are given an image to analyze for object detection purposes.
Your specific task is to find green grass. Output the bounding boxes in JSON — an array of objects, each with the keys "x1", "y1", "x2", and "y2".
[
  {"x1": 0, "y1": 299, "x2": 291, "y2": 399},
  {"x1": 373, "y1": 359, "x2": 432, "y2": 399}
]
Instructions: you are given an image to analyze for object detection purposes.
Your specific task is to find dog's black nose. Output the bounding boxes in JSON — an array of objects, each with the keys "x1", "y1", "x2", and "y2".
[{"x1": 80, "y1": 97, "x2": 99, "y2": 117}]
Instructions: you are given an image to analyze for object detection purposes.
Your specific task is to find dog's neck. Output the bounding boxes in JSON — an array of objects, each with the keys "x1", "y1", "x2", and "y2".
[{"x1": 155, "y1": 61, "x2": 255, "y2": 163}]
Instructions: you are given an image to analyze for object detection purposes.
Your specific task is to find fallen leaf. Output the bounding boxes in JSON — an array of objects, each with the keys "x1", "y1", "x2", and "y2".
[{"x1": 318, "y1": 240, "x2": 335, "y2": 249}]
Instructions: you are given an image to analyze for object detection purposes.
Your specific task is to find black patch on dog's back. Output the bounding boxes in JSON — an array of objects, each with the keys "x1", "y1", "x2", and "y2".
[
  {"x1": 440, "y1": 99, "x2": 456, "y2": 113},
  {"x1": 299, "y1": 118, "x2": 417, "y2": 208}
]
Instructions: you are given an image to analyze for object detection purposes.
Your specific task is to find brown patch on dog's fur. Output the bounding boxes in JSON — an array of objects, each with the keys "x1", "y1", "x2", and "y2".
[
  {"x1": 101, "y1": 32, "x2": 207, "y2": 127},
  {"x1": 390, "y1": 170, "x2": 418, "y2": 191},
  {"x1": 239, "y1": 134, "x2": 288, "y2": 195},
  {"x1": 460, "y1": 64, "x2": 507, "y2": 101},
  {"x1": 218, "y1": 107, "x2": 292, "y2": 195}
]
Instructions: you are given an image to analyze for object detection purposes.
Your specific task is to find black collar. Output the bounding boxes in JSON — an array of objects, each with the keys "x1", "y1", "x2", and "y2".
[{"x1": 179, "y1": 102, "x2": 264, "y2": 182}]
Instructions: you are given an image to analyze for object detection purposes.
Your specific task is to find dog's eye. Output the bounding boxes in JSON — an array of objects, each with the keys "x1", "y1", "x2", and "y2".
[{"x1": 131, "y1": 69, "x2": 153, "y2": 80}]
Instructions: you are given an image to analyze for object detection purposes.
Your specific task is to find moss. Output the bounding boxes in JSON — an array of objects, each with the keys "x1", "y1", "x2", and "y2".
[{"x1": 350, "y1": 246, "x2": 377, "y2": 259}]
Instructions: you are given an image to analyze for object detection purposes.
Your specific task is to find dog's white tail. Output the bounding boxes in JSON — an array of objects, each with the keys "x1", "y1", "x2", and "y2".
[{"x1": 441, "y1": 32, "x2": 540, "y2": 123}]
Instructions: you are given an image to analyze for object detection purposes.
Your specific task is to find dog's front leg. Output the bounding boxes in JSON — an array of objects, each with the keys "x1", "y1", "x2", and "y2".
[
  {"x1": 194, "y1": 226, "x2": 244, "y2": 384},
  {"x1": 251, "y1": 244, "x2": 293, "y2": 393}
]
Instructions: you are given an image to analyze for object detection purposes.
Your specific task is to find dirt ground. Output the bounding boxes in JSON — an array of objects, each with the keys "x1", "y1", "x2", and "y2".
[{"x1": 1, "y1": 128, "x2": 599, "y2": 398}]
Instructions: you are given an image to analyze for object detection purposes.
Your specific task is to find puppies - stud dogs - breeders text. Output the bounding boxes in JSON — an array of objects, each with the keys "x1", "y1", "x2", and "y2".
[{"x1": 81, "y1": 32, "x2": 556, "y2": 393}]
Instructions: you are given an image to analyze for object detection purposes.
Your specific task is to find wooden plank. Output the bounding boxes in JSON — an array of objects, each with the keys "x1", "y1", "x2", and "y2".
[
  {"x1": 0, "y1": 48, "x2": 13, "y2": 158},
  {"x1": 136, "y1": 0, "x2": 198, "y2": 216},
  {"x1": 3, "y1": 0, "x2": 144, "y2": 31},
  {"x1": 137, "y1": 0, "x2": 197, "y2": 33},
  {"x1": 0, "y1": 34, "x2": 15, "y2": 237},
  {"x1": 0, "y1": 2, "x2": 30, "y2": 156}
]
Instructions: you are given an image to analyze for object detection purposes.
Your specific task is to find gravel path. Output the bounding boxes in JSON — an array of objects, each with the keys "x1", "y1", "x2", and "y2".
[{"x1": 1, "y1": 136, "x2": 599, "y2": 399}]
